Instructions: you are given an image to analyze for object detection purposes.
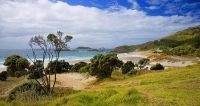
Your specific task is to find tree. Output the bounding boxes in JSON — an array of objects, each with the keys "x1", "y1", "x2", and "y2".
[
  {"x1": 121, "y1": 61, "x2": 134, "y2": 74},
  {"x1": 89, "y1": 53, "x2": 123, "y2": 78},
  {"x1": 28, "y1": 31, "x2": 72, "y2": 95},
  {"x1": 0, "y1": 71, "x2": 8, "y2": 81},
  {"x1": 150, "y1": 63, "x2": 164, "y2": 70},
  {"x1": 3, "y1": 55, "x2": 30, "y2": 77},
  {"x1": 138, "y1": 58, "x2": 149, "y2": 71}
]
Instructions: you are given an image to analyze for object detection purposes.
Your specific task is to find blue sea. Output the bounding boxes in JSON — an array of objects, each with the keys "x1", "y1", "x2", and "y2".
[{"x1": 0, "y1": 49, "x2": 114, "y2": 67}]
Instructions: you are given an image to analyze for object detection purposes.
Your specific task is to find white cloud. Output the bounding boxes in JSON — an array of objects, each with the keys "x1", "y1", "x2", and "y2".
[
  {"x1": 146, "y1": 6, "x2": 159, "y2": 10},
  {"x1": 0, "y1": 0, "x2": 199, "y2": 49},
  {"x1": 128, "y1": 0, "x2": 140, "y2": 9},
  {"x1": 145, "y1": 0, "x2": 168, "y2": 5}
]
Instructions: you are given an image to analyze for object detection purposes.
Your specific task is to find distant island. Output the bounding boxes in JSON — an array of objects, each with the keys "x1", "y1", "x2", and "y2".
[{"x1": 75, "y1": 46, "x2": 106, "y2": 52}]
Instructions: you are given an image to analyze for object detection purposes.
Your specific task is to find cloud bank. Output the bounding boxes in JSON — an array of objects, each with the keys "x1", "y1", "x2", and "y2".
[{"x1": 0, "y1": 0, "x2": 199, "y2": 49}]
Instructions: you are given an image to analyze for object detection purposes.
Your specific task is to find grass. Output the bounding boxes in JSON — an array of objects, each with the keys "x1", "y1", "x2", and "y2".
[
  {"x1": 0, "y1": 76, "x2": 26, "y2": 98},
  {"x1": 0, "y1": 63, "x2": 200, "y2": 105}
]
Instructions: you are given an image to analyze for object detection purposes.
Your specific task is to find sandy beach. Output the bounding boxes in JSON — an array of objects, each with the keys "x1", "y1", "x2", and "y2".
[
  {"x1": 1, "y1": 51, "x2": 199, "y2": 91},
  {"x1": 1, "y1": 51, "x2": 199, "y2": 73}
]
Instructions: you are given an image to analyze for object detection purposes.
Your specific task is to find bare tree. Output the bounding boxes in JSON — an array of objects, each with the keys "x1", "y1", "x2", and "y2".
[{"x1": 28, "y1": 31, "x2": 73, "y2": 95}]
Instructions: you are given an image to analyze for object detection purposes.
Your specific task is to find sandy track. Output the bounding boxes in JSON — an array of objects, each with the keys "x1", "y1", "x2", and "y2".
[{"x1": 51, "y1": 73, "x2": 95, "y2": 90}]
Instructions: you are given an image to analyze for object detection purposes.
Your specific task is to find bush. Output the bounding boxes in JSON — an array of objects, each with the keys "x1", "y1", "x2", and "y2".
[
  {"x1": 0, "y1": 71, "x2": 8, "y2": 81},
  {"x1": 46, "y1": 60, "x2": 70, "y2": 73},
  {"x1": 3, "y1": 55, "x2": 30, "y2": 77},
  {"x1": 7, "y1": 82, "x2": 40, "y2": 102},
  {"x1": 28, "y1": 64, "x2": 44, "y2": 79},
  {"x1": 127, "y1": 69, "x2": 138, "y2": 76},
  {"x1": 14, "y1": 71, "x2": 22, "y2": 78},
  {"x1": 121, "y1": 61, "x2": 135, "y2": 74},
  {"x1": 71, "y1": 62, "x2": 87, "y2": 72},
  {"x1": 150, "y1": 63, "x2": 164, "y2": 70},
  {"x1": 89, "y1": 53, "x2": 122, "y2": 78},
  {"x1": 79, "y1": 64, "x2": 90, "y2": 73}
]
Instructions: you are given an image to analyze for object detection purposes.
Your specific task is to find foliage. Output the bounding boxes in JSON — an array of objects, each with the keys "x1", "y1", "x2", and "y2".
[
  {"x1": 162, "y1": 45, "x2": 196, "y2": 56},
  {"x1": 150, "y1": 63, "x2": 164, "y2": 70},
  {"x1": 14, "y1": 71, "x2": 22, "y2": 78},
  {"x1": 79, "y1": 63, "x2": 90, "y2": 73},
  {"x1": 28, "y1": 61, "x2": 44, "y2": 79},
  {"x1": 7, "y1": 82, "x2": 40, "y2": 102},
  {"x1": 1, "y1": 64, "x2": 200, "y2": 105},
  {"x1": 46, "y1": 60, "x2": 70, "y2": 74},
  {"x1": 121, "y1": 61, "x2": 135, "y2": 74},
  {"x1": 127, "y1": 69, "x2": 138, "y2": 76},
  {"x1": 71, "y1": 62, "x2": 87, "y2": 72},
  {"x1": 28, "y1": 31, "x2": 72, "y2": 95},
  {"x1": 3, "y1": 54, "x2": 30, "y2": 77},
  {"x1": 138, "y1": 58, "x2": 149, "y2": 71},
  {"x1": 0, "y1": 71, "x2": 8, "y2": 81},
  {"x1": 89, "y1": 53, "x2": 123, "y2": 78}
]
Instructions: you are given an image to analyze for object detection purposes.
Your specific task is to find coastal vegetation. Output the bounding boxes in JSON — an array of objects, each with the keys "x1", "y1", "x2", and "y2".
[
  {"x1": 0, "y1": 25, "x2": 200, "y2": 105},
  {"x1": 0, "y1": 63, "x2": 200, "y2": 105},
  {"x1": 3, "y1": 54, "x2": 30, "y2": 77}
]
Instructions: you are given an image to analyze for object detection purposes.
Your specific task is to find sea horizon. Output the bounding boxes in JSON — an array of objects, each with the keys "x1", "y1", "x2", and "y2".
[{"x1": 0, "y1": 48, "x2": 115, "y2": 68}]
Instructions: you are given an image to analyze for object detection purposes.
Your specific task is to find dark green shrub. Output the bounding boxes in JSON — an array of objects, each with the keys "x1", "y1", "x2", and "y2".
[
  {"x1": 3, "y1": 54, "x2": 30, "y2": 77},
  {"x1": 127, "y1": 69, "x2": 138, "y2": 76},
  {"x1": 14, "y1": 71, "x2": 22, "y2": 78},
  {"x1": 150, "y1": 63, "x2": 164, "y2": 70},
  {"x1": 121, "y1": 61, "x2": 135, "y2": 74},
  {"x1": 71, "y1": 62, "x2": 87, "y2": 72},
  {"x1": 46, "y1": 60, "x2": 70, "y2": 74},
  {"x1": 0, "y1": 71, "x2": 8, "y2": 81},
  {"x1": 89, "y1": 53, "x2": 122, "y2": 78},
  {"x1": 79, "y1": 64, "x2": 90, "y2": 73}
]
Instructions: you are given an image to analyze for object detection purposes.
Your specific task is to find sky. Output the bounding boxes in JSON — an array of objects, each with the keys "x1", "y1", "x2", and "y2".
[{"x1": 0, "y1": 0, "x2": 200, "y2": 49}]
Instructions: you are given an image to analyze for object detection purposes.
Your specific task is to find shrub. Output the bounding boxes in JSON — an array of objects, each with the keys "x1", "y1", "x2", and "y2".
[
  {"x1": 150, "y1": 63, "x2": 164, "y2": 70},
  {"x1": 79, "y1": 64, "x2": 90, "y2": 73},
  {"x1": 121, "y1": 61, "x2": 135, "y2": 74},
  {"x1": 71, "y1": 62, "x2": 87, "y2": 72},
  {"x1": 127, "y1": 69, "x2": 138, "y2": 76},
  {"x1": 3, "y1": 55, "x2": 30, "y2": 77},
  {"x1": 0, "y1": 71, "x2": 8, "y2": 81},
  {"x1": 7, "y1": 82, "x2": 40, "y2": 102},
  {"x1": 46, "y1": 60, "x2": 70, "y2": 73},
  {"x1": 14, "y1": 71, "x2": 22, "y2": 78},
  {"x1": 89, "y1": 53, "x2": 122, "y2": 78}
]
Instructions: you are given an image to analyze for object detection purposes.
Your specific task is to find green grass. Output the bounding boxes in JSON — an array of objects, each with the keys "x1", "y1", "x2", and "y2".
[{"x1": 1, "y1": 64, "x2": 200, "y2": 105}]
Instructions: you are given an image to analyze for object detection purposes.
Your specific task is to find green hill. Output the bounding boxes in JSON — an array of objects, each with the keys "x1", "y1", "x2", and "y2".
[{"x1": 113, "y1": 25, "x2": 200, "y2": 56}]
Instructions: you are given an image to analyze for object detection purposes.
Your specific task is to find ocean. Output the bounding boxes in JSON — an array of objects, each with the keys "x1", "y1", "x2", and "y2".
[{"x1": 0, "y1": 49, "x2": 113, "y2": 67}]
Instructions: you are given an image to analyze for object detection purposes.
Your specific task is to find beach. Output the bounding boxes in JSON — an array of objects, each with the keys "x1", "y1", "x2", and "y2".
[{"x1": 1, "y1": 51, "x2": 198, "y2": 73}]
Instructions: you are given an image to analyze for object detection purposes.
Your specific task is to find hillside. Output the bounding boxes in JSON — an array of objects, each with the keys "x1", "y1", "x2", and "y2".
[
  {"x1": 113, "y1": 25, "x2": 200, "y2": 56},
  {"x1": 1, "y1": 63, "x2": 200, "y2": 105}
]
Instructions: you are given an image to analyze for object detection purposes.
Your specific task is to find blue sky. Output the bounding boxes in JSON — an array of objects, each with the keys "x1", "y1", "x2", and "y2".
[
  {"x1": 60, "y1": 0, "x2": 200, "y2": 16},
  {"x1": 0, "y1": 0, "x2": 199, "y2": 49}
]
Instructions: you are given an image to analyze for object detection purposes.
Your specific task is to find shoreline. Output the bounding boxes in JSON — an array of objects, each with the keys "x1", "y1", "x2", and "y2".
[{"x1": 1, "y1": 51, "x2": 199, "y2": 72}]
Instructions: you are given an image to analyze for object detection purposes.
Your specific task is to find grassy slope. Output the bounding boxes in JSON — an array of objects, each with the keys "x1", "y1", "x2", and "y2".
[
  {"x1": 113, "y1": 25, "x2": 200, "y2": 52},
  {"x1": 1, "y1": 64, "x2": 200, "y2": 106}
]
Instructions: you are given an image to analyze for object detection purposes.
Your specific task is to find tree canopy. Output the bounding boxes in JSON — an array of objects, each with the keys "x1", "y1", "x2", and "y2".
[
  {"x1": 121, "y1": 61, "x2": 135, "y2": 74},
  {"x1": 89, "y1": 53, "x2": 123, "y2": 78},
  {"x1": 3, "y1": 54, "x2": 30, "y2": 77}
]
